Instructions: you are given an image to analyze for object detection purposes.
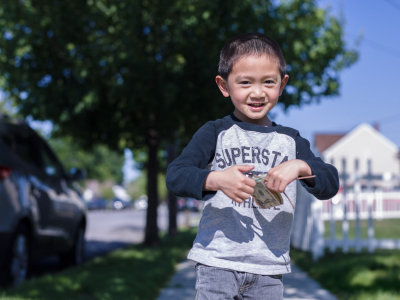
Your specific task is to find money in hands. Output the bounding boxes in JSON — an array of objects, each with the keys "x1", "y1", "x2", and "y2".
[
  {"x1": 251, "y1": 175, "x2": 283, "y2": 209},
  {"x1": 247, "y1": 173, "x2": 315, "y2": 209}
]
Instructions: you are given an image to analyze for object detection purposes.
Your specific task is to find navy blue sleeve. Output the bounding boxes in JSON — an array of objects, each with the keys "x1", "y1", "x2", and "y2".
[
  {"x1": 295, "y1": 133, "x2": 339, "y2": 200},
  {"x1": 166, "y1": 121, "x2": 217, "y2": 199}
]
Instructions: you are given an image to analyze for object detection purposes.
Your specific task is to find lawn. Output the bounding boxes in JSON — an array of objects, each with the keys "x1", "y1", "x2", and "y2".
[
  {"x1": 292, "y1": 218, "x2": 400, "y2": 300},
  {"x1": 2, "y1": 219, "x2": 400, "y2": 300},
  {"x1": 291, "y1": 248, "x2": 400, "y2": 300},
  {"x1": 324, "y1": 218, "x2": 400, "y2": 239},
  {"x1": 0, "y1": 229, "x2": 197, "y2": 300}
]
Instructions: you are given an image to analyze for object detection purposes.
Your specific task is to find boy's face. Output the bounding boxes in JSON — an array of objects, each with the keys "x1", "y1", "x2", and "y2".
[{"x1": 216, "y1": 54, "x2": 288, "y2": 126}]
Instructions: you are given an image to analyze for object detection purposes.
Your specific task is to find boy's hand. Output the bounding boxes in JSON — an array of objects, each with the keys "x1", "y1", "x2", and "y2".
[
  {"x1": 204, "y1": 165, "x2": 256, "y2": 203},
  {"x1": 265, "y1": 159, "x2": 312, "y2": 193}
]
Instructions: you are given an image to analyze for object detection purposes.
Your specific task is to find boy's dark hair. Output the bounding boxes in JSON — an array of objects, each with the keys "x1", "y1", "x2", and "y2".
[{"x1": 218, "y1": 33, "x2": 286, "y2": 80}]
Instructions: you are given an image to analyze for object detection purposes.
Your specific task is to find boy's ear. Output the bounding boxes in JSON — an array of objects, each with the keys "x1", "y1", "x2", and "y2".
[
  {"x1": 215, "y1": 75, "x2": 230, "y2": 97},
  {"x1": 279, "y1": 74, "x2": 289, "y2": 96}
]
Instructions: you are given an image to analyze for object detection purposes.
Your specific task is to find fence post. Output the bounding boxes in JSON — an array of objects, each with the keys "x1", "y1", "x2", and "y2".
[
  {"x1": 341, "y1": 158, "x2": 349, "y2": 253},
  {"x1": 366, "y1": 159, "x2": 375, "y2": 253},
  {"x1": 291, "y1": 182, "x2": 311, "y2": 250},
  {"x1": 329, "y1": 198, "x2": 336, "y2": 252},
  {"x1": 312, "y1": 197, "x2": 324, "y2": 261},
  {"x1": 291, "y1": 182, "x2": 321, "y2": 252},
  {"x1": 329, "y1": 158, "x2": 337, "y2": 253},
  {"x1": 376, "y1": 189, "x2": 383, "y2": 220},
  {"x1": 354, "y1": 158, "x2": 362, "y2": 252}
]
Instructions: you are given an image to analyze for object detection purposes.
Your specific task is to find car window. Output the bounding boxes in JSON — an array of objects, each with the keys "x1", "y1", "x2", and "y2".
[
  {"x1": 13, "y1": 133, "x2": 42, "y2": 170},
  {"x1": 1, "y1": 134, "x2": 15, "y2": 150},
  {"x1": 37, "y1": 139, "x2": 64, "y2": 178}
]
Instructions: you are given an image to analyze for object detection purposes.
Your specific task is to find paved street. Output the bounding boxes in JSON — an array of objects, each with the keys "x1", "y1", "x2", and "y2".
[
  {"x1": 85, "y1": 204, "x2": 200, "y2": 259},
  {"x1": 85, "y1": 208, "x2": 147, "y2": 259},
  {"x1": 30, "y1": 205, "x2": 199, "y2": 278}
]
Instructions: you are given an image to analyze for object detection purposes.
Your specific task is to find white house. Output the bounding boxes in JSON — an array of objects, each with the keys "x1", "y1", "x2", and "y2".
[
  {"x1": 291, "y1": 124, "x2": 400, "y2": 259},
  {"x1": 314, "y1": 123, "x2": 400, "y2": 190}
]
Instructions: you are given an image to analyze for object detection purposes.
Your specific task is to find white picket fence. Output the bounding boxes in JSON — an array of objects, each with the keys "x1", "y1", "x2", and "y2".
[{"x1": 291, "y1": 183, "x2": 400, "y2": 260}]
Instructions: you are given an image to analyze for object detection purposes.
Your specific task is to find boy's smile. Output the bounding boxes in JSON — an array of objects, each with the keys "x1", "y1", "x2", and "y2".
[{"x1": 216, "y1": 54, "x2": 288, "y2": 126}]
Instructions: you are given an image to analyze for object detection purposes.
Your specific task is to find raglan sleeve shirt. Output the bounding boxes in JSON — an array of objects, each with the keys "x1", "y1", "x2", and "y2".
[
  {"x1": 294, "y1": 132, "x2": 339, "y2": 200},
  {"x1": 166, "y1": 116, "x2": 339, "y2": 201},
  {"x1": 166, "y1": 120, "x2": 218, "y2": 200},
  {"x1": 167, "y1": 115, "x2": 340, "y2": 275}
]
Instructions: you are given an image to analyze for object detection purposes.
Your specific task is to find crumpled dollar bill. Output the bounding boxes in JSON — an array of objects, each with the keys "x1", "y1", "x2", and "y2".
[
  {"x1": 252, "y1": 175, "x2": 283, "y2": 209},
  {"x1": 245, "y1": 172, "x2": 314, "y2": 209}
]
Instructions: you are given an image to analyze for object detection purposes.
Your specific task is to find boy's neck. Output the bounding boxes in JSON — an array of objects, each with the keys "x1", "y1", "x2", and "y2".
[{"x1": 231, "y1": 112, "x2": 272, "y2": 127}]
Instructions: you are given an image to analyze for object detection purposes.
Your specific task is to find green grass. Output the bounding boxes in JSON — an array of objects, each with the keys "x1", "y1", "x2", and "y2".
[
  {"x1": 293, "y1": 218, "x2": 400, "y2": 300},
  {"x1": 324, "y1": 218, "x2": 400, "y2": 239},
  {"x1": 3, "y1": 219, "x2": 400, "y2": 300},
  {"x1": 0, "y1": 229, "x2": 197, "y2": 300},
  {"x1": 291, "y1": 248, "x2": 400, "y2": 300}
]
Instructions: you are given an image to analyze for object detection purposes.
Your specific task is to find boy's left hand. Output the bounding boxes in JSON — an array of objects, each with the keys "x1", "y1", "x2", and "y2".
[{"x1": 265, "y1": 159, "x2": 312, "y2": 193}]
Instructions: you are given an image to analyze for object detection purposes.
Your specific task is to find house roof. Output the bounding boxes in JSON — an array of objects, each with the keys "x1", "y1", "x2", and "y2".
[
  {"x1": 314, "y1": 123, "x2": 399, "y2": 156},
  {"x1": 314, "y1": 133, "x2": 346, "y2": 153}
]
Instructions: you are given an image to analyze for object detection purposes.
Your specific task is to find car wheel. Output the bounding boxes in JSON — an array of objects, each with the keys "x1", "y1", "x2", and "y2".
[
  {"x1": 59, "y1": 225, "x2": 85, "y2": 267},
  {"x1": 5, "y1": 225, "x2": 30, "y2": 286},
  {"x1": 113, "y1": 200, "x2": 123, "y2": 210}
]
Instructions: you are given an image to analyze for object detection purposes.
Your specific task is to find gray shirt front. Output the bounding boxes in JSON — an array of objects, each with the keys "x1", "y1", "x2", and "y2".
[{"x1": 166, "y1": 114, "x2": 339, "y2": 275}]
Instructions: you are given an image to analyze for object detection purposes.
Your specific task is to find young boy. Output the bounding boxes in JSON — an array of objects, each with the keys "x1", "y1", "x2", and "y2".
[{"x1": 166, "y1": 33, "x2": 339, "y2": 299}]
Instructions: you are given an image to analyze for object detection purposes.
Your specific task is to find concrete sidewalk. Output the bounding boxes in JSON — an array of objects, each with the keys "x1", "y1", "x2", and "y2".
[{"x1": 157, "y1": 260, "x2": 337, "y2": 300}]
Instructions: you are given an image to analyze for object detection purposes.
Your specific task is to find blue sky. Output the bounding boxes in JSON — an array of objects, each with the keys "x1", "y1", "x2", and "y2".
[{"x1": 275, "y1": 0, "x2": 400, "y2": 148}]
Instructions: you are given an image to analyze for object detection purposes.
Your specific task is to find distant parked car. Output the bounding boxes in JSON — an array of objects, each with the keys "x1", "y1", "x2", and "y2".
[
  {"x1": 0, "y1": 116, "x2": 87, "y2": 287},
  {"x1": 111, "y1": 198, "x2": 132, "y2": 210},
  {"x1": 134, "y1": 195, "x2": 148, "y2": 210},
  {"x1": 86, "y1": 197, "x2": 108, "y2": 210},
  {"x1": 111, "y1": 185, "x2": 132, "y2": 210},
  {"x1": 177, "y1": 197, "x2": 202, "y2": 212},
  {"x1": 83, "y1": 189, "x2": 108, "y2": 210}
]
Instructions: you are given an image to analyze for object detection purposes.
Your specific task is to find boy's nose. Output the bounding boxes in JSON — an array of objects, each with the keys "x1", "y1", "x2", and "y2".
[{"x1": 251, "y1": 85, "x2": 265, "y2": 98}]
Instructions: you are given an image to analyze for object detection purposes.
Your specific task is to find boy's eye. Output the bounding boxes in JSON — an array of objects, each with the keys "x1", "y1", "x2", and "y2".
[
  {"x1": 265, "y1": 80, "x2": 275, "y2": 85},
  {"x1": 240, "y1": 81, "x2": 250, "y2": 85}
]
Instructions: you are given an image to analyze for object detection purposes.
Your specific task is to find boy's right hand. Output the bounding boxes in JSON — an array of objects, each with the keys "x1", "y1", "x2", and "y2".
[{"x1": 203, "y1": 165, "x2": 256, "y2": 203}]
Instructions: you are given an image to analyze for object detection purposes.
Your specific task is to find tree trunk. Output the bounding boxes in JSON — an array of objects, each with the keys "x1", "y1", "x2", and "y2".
[
  {"x1": 167, "y1": 142, "x2": 178, "y2": 236},
  {"x1": 144, "y1": 129, "x2": 160, "y2": 246}
]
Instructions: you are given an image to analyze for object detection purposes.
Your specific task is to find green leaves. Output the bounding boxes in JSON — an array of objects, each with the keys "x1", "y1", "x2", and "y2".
[
  {"x1": 0, "y1": 0, "x2": 359, "y2": 247},
  {"x1": 0, "y1": 0, "x2": 358, "y2": 156},
  {"x1": 49, "y1": 136, "x2": 124, "y2": 183}
]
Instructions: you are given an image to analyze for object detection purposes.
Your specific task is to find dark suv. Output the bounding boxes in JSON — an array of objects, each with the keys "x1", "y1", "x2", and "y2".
[{"x1": 0, "y1": 116, "x2": 87, "y2": 286}]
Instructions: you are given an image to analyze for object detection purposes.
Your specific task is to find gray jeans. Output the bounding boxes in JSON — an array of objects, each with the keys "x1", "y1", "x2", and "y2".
[{"x1": 195, "y1": 263, "x2": 283, "y2": 300}]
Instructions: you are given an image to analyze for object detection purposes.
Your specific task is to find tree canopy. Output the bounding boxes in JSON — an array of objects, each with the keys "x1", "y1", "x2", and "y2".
[
  {"x1": 0, "y1": 0, "x2": 357, "y2": 145},
  {"x1": 48, "y1": 136, "x2": 124, "y2": 183},
  {"x1": 0, "y1": 0, "x2": 358, "y2": 244}
]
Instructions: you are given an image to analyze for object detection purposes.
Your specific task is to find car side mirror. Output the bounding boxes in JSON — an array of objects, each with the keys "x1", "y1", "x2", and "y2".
[{"x1": 68, "y1": 167, "x2": 86, "y2": 181}]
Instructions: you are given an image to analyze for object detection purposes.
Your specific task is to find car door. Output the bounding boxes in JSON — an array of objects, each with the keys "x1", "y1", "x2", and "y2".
[
  {"x1": 10, "y1": 128, "x2": 55, "y2": 251},
  {"x1": 33, "y1": 135, "x2": 80, "y2": 251}
]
